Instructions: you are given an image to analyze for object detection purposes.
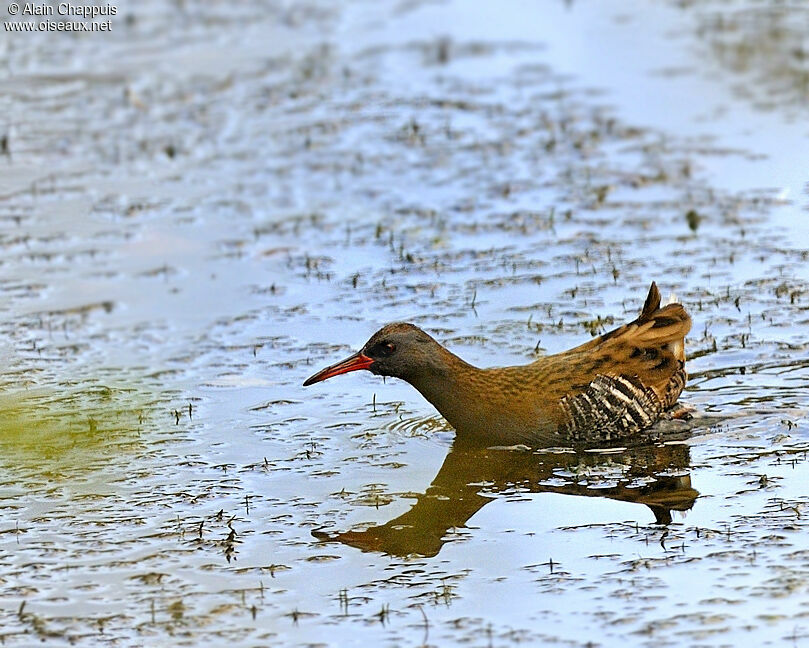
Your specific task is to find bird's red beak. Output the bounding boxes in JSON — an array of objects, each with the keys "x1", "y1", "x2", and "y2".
[{"x1": 303, "y1": 352, "x2": 374, "y2": 386}]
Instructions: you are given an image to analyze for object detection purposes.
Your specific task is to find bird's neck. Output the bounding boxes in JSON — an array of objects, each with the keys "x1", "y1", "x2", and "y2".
[{"x1": 405, "y1": 346, "x2": 490, "y2": 433}]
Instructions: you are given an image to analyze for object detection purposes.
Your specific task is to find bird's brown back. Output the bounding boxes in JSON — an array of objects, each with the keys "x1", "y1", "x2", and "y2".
[{"x1": 445, "y1": 283, "x2": 692, "y2": 444}]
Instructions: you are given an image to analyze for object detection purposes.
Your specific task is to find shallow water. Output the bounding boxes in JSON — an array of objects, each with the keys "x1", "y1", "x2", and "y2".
[{"x1": 2, "y1": 0, "x2": 809, "y2": 645}]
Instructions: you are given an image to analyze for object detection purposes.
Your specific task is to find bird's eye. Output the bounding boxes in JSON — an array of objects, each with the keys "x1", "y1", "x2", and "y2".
[{"x1": 380, "y1": 342, "x2": 396, "y2": 356}]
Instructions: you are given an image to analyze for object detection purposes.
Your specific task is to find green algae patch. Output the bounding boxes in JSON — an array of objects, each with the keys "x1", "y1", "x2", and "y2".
[{"x1": 0, "y1": 385, "x2": 151, "y2": 466}]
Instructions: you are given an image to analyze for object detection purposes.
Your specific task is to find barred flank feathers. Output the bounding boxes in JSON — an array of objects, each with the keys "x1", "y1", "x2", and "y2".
[{"x1": 559, "y1": 374, "x2": 662, "y2": 442}]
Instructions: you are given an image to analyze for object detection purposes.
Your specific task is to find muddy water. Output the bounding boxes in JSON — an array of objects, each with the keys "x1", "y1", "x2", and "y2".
[{"x1": 2, "y1": 0, "x2": 809, "y2": 645}]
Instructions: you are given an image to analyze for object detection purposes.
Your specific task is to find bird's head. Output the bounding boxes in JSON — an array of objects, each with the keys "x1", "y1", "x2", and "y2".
[{"x1": 303, "y1": 323, "x2": 438, "y2": 386}]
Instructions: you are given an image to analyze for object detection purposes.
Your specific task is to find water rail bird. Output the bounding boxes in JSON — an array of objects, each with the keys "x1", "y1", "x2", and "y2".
[{"x1": 304, "y1": 282, "x2": 691, "y2": 446}]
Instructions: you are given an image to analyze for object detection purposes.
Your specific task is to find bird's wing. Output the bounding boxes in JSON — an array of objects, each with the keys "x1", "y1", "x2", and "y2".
[{"x1": 530, "y1": 282, "x2": 691, "y2": 442}]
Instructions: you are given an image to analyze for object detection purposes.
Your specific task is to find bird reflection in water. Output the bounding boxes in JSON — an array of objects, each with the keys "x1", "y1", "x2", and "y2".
[{"x1": 313, "y1": 439, "x2": 697, "y2": 557}]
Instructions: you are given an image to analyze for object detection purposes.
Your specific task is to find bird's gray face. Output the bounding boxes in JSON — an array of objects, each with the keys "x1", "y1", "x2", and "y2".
[
  {"x1": 360, "y1": 323, "x2": 436, "y2": 380},
  {"x1": 303, "y1": 323, "x2": 436, "y2": 386}
]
